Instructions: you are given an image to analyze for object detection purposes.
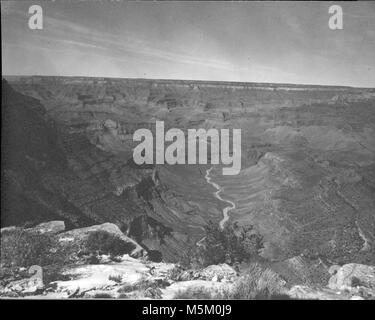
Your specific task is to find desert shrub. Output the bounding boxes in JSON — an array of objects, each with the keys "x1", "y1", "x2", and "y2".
[
  {"x1": 108, "y1": 274, "x2": 123, "y2": 283},
  {"x1": 0, "y1": 228, "x2": 75, "y2": 286},
  {"x1": 228, "y1": 263, "x2": 289, "y2": 300},
  {"x1": 144, "y1": 287, "x2": 163, "y2": 299},
  {"x1": 173, "y1": 283, "x2": 291, "y2": 300},
  {"x1": 181, "y1": 222, "x2": 263, "y2": 268},
  {"x1": 85, "y1": 253, "x2": 101, "y2": 265},
  {"x1": 271, "y1": 257, "x2": 330, "y2": 287},
  {"x1": 174, "y1": 286, "x2": 217, "y2": 299},
  {"x1": 118, "y1": 283, "x2": 139, "y2": 293},
  {"x1": 166, "y1": 265, "x2": 184, "y2": 281},
  {"x1": 0, "y1": 228, "x2": 64, "y2": 268},
  {"x1": 148, "y1": 250, "x2": 163, "y2": 262},
  {"x1": 42, "y1": 264, "x2": 71, "y2": 284},
  {"x1": 86, "y1": 230, "x2": 134, "y2": 256},
  {"x1": 117, "y1": 275, "x2": 152, "y2": 293}
]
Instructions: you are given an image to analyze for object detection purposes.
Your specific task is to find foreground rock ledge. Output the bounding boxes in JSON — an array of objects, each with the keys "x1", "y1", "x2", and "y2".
[
  {"x1": 1, "y1": 221, "x2": 374, "y2": 299},
  {"x1": 57, "y1": 222, "x2": 145, "y2": 258}
]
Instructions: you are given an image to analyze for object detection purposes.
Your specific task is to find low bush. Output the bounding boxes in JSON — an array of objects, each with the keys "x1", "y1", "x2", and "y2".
[
  {"x1": 166, "y1": 265, "x2": 184, "y2": 281},
  {"x1": 180, "y1": 222, "x2": 263, "y2": 268},
  {"x1": 108, "y1": 274, "x2": 123, "y2": 283},
  {"x1": 1, "y1": 228, "x2": 64, "y2": 268},
  {"x1": 174, "y1": 286, "x2": 218, "y2": 299},
  {"x1": 173, "y1": 263, "x2": 290, "y2": 300},
  {"x1": 228, "y1": 263, "x2": 289, "y2": 300},
  {"x1": 85, "y1": 230, "x2": 134, "y2": 256}
]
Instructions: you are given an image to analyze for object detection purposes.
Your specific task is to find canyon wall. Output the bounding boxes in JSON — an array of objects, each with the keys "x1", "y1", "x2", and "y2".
[{"x1": 3, "y1": 76, "x2": 375, "y2": 264}]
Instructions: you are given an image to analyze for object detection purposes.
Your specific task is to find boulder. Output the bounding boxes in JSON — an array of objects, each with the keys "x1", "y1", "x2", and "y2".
[
  {"x1": 328, "y1": 263, "x2": 375, "y2": 292},
  {"x1": 4, "y1": 276, "x2": 44, "y2": 295},
  {"x1": 50, "y1": 255, "x2": 175, "y2": 297},
  {"x1": 57, "y1": 223, "x2": 145, "y2": 258},
  {"x1": 144, "y1": 287, "x2": 163, "y2": 299}
]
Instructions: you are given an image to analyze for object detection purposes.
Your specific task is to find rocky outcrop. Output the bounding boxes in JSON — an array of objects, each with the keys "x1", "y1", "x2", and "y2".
[
  {"x1": 57, "y1": 223, "x2": 145, "y2": 258},
  {"x1": 1, "y1": 222, "x2": 374, "y2": 300},
  {"x1": 1, "y1": 80, "x2": 219, "y2": 261},
  {"x1": 26, "y1": 221, "x2": 65, "y2": 235},
  {"x1": 287, "y1": 263, "x2": 375, "y2": 300},
  {"x1": 1, "y1": 79, "x2": 95, "y2": 228},
  {"x1": 2, "y1": 274, "x2": 44, "y2": 296},
  {"x1": 328, "y1": 263, "x2": 375, "y2": 298}
]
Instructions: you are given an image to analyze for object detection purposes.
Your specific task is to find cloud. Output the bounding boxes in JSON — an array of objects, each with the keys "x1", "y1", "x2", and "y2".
[
  {"x1": 2, "y1": 2, "x2": 375, "y2": 86},
  {"x1": 28, "y1": 14, "x2": 235, "y2": 71}
]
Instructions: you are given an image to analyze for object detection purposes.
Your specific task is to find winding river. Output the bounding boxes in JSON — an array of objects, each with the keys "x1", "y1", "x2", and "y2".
[
  {"x1": 204, "y1": 166, "x2": 236, "y2": 229},
  {"x1": 196, "y1": 166, "x2": 236, "y2": 247}
]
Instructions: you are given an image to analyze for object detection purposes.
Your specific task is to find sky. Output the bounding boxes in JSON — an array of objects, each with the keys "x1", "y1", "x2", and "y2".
[{"x1": 1, "y1": 1, "x2": 375, "y2": 87}]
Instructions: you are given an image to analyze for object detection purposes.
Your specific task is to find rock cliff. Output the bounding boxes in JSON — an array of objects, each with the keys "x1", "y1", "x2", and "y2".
[{"x1": 2, "y1": 76, "x2": 375, "y2": 265}]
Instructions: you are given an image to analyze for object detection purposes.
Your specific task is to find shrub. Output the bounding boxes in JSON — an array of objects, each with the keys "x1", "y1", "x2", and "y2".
[
  {"x1": 117, "y1": 275, "x2": 151, "y2": 293},
  {"x1": 173, "y1": 263, "x2": 291, "y2": 300},
  {"x1": 0, "y1": 228, "x2": 75, "y2": 286},
  {"x1": 229, "y1": 263, "x2": 289, "y2": 300},
  {"x1": 108, "y1": 274, "x2": 123, "y2": 283},
  {"x1": 0, "y1": 228, "x2": 62, "y2": 268},
  {"x1": 147, "y1": 250, "x2": 163, "y2": 263},
  {"x1": 174, "y1": 286, "x2": 217, "y2": 299},
  {"x1": 118, "y1": 283, "x2": 138, "y2": 293},
  {"x1": 41, "y1": 264, "x2": 72, "y2": 285},
  {"x1": 181, "y1": 222, "x2": 263, "y2": 268},
  {"x1": 85, "y1": 230, "x2": 134, "y2": 256},
  {"x1": 166, "y1": 265, "x2": 184, "y2": 281}
]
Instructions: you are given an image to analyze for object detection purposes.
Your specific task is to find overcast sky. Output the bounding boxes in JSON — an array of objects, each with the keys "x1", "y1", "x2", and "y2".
[{"x1": 1, "y1": 1, "x2": 375, "y2": 87}]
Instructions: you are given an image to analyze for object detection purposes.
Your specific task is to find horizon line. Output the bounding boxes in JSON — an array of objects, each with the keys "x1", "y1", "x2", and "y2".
[{"x1": 3, "y1": 74, "x2": 375, "y2": 90}]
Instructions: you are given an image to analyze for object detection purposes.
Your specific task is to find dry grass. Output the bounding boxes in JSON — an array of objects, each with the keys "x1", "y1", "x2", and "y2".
[
  {"x1": 108, "y1": 274, "x2": 123, "y2": 283},
  {"x1": 173, "y1": 263, "x2": 291, "y2": 300},
  {"x1": 174, "y1": 286, "x2": 221, "y2": 299},
  {"x1": 1, "y1": 228, "x2": 62, "y2": 268},
  {"x1": 229, "y1": 263, "x2": 289, "y2": 299}
]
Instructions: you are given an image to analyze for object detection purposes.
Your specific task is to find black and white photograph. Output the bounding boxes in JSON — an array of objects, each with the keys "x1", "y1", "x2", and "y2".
[{"x1": 1, "y1": 0, "x2": 375, "y2": 304}]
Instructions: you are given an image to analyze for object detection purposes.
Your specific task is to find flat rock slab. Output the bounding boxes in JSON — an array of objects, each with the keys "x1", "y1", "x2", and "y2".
[
  {"x1": 26, "y1": 221, "x2": 65, "y2": 235},
  {"x1": 57, "y1": 222, "x2": 145, "y2": 258},
  {"x1": 53, "y1": 255, "x2": 175, "y2": 295}
]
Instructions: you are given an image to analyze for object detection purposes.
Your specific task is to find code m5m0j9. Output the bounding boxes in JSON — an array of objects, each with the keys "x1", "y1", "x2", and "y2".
[{"x1": 186, "y1": 304, "x2": 231, "y2": 317}]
